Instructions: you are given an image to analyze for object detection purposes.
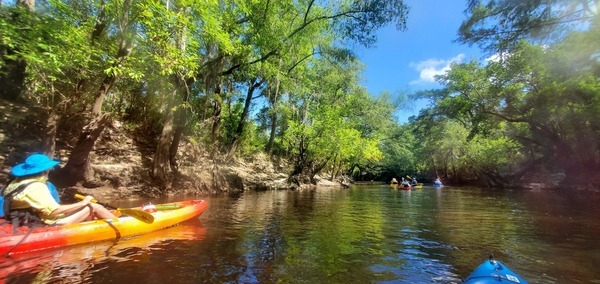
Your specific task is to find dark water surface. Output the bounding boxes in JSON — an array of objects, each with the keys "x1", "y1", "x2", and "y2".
[{"x1": 1, "y1": 185, "x2": 599, "y2": 283}]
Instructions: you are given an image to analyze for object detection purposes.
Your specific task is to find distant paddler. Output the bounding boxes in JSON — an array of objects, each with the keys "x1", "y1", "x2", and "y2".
[
  {"x1": 434, "y1": 177, "x2": 443, "y2": 187},
  {"x1": 400, "y1": 177, "x2": 411, "y2": 189}
]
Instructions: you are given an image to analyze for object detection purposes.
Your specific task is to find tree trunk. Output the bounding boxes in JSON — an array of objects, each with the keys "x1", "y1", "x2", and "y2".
[
  {"x1": 59, "y1": 0, "x2": 130, "y2": 187},
  {"x1": 211, "y1": 88, "x2": 222, "y2": 160},
  {"x1": 210, "y1": 93, "x2": 223, "y2": 189},
  {"x1": 54, "y1": 114, "x2": 111, "y2": 187},
  {"x1": 329, "y1": 154, "x2": 343, "y2": 181},
  {"x1": 266, "y1": 111, "x2": 278, "y2": 155},
  {"x1": 289, "y1": 136, "x2": 316, "y2": 185},
  {"x1": 154, "y1": 75, "x2": 190, "y2": 191},
  {"x1": 329, "y1": 155, "x2": 337, "y2": 181},
  {"x1": 168, "y1": 76, "x2": 192, "y2": 173},
  {"x1": 60, "y1": 72, "x2": 116, "y2": 187},
  {"x1": 311, "y1": 156, "x2": 332, "y2": 180},
  {"x1": 153, "y1": 92, "x2": 177, "y2": 191},
  {"x1": 334, "y1": 157, "x2": 344, "y2": 180},
  {"x1": 92, "y1": 77, "x2": 115, "y2": 116},
  {"x1": 266, "y1": 62, "x2": 282, "y2": 155},
  {"x1": 169, "y1": 122, "x2": 184, "y2": 173},
  {"x1": 41, "y1": 110, "x2": 60, "y2": 156},
  {"x1": 227, "y1": 79, "x2": 263, "y2": 160}
]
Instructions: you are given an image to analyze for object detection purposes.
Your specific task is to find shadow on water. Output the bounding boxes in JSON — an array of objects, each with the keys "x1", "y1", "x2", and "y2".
[{"x1": 2, "y1": 186, "x2": 599, "y2": 283}]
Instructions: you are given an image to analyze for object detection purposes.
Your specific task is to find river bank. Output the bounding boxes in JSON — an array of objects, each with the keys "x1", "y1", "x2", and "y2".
[
  {"x1": 0, "y1": 99, "x2": 345, "y2": 201},
  {"x1": 1, "y1": 99, "x2": 593, "y2": 199}
]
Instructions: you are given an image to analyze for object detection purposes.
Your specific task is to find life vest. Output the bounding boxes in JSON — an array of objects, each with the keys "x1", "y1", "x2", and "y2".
[{"x1": 1, "y1": 178, "x2": 60, "y2": 219}]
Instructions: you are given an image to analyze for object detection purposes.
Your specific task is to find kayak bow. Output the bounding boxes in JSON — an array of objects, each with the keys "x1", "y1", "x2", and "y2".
[{"x1": 463, "y1": 258, "x2": 528, "y2": 284}]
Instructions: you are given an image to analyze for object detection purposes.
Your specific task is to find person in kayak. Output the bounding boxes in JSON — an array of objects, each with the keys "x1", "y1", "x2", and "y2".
[
  {"x1": 391, "y1": 178, "x2": 398, "y2": 184},
  {"x1": 400, "y1": 177, "x2": 411, "y2": 188},
  {"x1": 4, "y1": 153, "x2": 116, "y2": 225}
]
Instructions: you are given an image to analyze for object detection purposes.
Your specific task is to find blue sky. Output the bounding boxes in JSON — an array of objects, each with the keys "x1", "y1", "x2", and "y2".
[{"x1": 353, "y1": 0, "x2": 485, "y2": 122}]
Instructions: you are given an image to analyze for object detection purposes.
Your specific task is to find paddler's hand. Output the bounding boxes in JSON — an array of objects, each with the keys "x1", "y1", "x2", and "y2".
[{"x1": 81, "y1": 195, "x2": 94, "y2": 204}]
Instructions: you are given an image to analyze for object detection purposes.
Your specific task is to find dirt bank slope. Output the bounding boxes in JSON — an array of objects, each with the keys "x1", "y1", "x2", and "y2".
[{"x1": 0, "y1": 100, "x2": 343, "y2": 199}]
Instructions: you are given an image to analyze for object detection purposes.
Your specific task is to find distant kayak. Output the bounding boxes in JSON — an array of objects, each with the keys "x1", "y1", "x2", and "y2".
[
  {"x1": 398, "y1": 184, "x2": 411, "y2": 190},
  {"x1": 463, "y1": 258, "x2": 528, "y2": 284},
  {"x1": 433, "y1": 181, "x2": 443, "y2": 187}
]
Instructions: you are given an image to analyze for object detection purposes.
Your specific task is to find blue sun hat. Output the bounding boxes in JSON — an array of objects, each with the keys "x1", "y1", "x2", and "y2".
[{"x1": 10, "y1": 153, "x2": 60, "y2": 177}]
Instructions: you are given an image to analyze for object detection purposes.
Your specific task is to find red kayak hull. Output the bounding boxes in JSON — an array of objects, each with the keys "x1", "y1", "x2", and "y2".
[{"x1": 398, "y1": 185, "x2": 412, "y2": 190}]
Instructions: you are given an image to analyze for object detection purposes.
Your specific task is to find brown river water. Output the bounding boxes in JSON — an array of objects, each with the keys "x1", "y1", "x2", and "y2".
[{"x1": 1, "y1": 185, "x2": 599, "y2": 283}]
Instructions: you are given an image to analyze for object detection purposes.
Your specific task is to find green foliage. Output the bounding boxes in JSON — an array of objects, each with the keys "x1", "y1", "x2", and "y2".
[
  {"x1": 466, "y1": 134, "x2": 521, "y2": 174},
  {"x1": 278, "y1": 58, "x2": 393, "y2": 179},
  {"x1": 378, "y1": 124, "x2": 416, "y2": 178},
  {"x1": 8, "y1": 0, "x2": 552, "y2": 188},
  {"x1": 459, "y1": 0, "x2": 597, "y2": 52},
  {"x1": 240, "y1": 121, "x2": 269, "y2": 156},
  {"x1": 333, "y1": 0, "x2": 409, "y2": 47},
  {"x1": 1, "y1": 3, "x2": 98, "y2": 105},
  {"x1": 408, "y1": 17, "x2": 600, "y2": 185}
]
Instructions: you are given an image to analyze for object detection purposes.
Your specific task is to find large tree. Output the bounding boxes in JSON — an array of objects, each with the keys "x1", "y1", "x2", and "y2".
[
  {"x1": 1, "y1": 0, "x2": 412, "y2": 192},
  {"x1": 59, "y1": 0, "x2": 140, "y2": 187},
  {"x1": 282, "y1": 59, "x2": 391, "y2": 184},
  {"x1": 458, "y1": 0, "x2": 599, "y2": 52},
  {"x1": 413, "y1": 24, "x2": 600, "y2": 186}
]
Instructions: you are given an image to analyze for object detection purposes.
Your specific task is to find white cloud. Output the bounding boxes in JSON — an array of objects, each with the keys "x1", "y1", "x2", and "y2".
[
  {"x1": 484, "y1": 53, "x2": 501, "y2": 63},
  {"x1": 409, "y1": 54, "x2": 465, "y2": 85}
]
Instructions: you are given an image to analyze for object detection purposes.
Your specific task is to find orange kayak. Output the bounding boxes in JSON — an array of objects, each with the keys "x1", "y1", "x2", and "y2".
[
  {"x1": 0, "y1": 199, "x2": 207, "y2": 256},
  {"x1": 397, "y1": 184, "x2": 411, "y2": 190}
]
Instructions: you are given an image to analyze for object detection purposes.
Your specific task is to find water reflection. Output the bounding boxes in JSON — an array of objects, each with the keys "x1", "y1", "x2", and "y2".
[
  {"x1": 2, "y1": 186, "x2": 600, "y2": 283},
  {"x1": 0, "y1": 224, "x2": 206, "y2": 283}
]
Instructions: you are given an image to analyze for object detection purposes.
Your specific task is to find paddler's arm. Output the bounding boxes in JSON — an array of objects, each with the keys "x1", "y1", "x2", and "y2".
[{"x1": 48, "y1": 195, "x2": 95, "y2": 217}]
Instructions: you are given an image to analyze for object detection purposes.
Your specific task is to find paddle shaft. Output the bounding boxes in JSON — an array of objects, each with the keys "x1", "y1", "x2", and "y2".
[{"x1": 74, "y1": 194, "x2": 114, "y2": 209}]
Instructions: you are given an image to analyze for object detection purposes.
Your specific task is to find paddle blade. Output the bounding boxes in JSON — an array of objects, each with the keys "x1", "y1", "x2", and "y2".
[{"x1": 118, "y1": 208, "x2": 155, "y2": 224}]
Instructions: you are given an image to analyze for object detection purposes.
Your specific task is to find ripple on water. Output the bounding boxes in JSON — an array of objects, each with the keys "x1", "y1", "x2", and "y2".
[{"x1": 3, "y1": 186, "x2": 600, "y2": 283}]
